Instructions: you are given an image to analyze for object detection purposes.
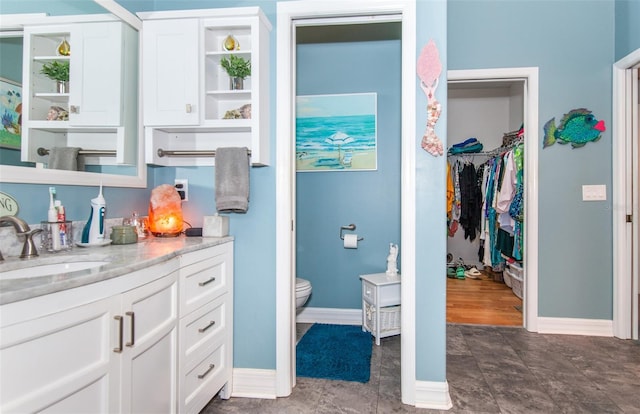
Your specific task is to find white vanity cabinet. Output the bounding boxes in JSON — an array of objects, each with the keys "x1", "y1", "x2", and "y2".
[
  {"x1": 0, "y1": 240, "x2": 234, "y2": 413},
  {"x1": 0, "y1": 259, "x2": 179, "y2": 413},
  {"x1": 178, "y1": 242, "x2": 234, "y2": 414},
  {"x1": 0, "y1": 295, "x2": 120, "y2": 413},
  {"x1": 21, "y1": 17, "x2": 138, "y2": 167},
  {"x1": 140, "y1": 7, "x2": 271, "y2": 167}
]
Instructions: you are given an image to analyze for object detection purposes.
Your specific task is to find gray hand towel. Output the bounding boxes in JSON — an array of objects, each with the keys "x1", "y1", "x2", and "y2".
[
  {"x1": 215, "y1": 147, "x2": 250, "y2": 213},
  {"x1": 49, "y1": 147, "x2": 82, "y2": 171}
]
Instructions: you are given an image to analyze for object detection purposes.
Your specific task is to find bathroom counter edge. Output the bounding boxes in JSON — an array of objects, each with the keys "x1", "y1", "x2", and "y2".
[{"x1": 0, "y1": 236, "x2": 234, "y2": 305}]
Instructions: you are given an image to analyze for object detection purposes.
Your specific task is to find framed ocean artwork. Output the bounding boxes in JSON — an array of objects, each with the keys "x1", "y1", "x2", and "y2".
[
  {"x1": 0, "y1": 77, "x2": 22, "y2": 150},
  {"x1": 296, "y1": 93, "x2": 377, "y2": 172}
]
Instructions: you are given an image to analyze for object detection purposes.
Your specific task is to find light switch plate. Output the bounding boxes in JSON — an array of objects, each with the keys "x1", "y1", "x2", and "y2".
[{"x1": 582, "y1": 184, "x2": 606, "y2": 201}]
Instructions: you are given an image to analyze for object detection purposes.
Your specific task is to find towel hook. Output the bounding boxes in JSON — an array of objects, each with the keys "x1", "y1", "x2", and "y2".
[{"x1": 339, "y1": 224, "x2": 363, "y2": 241}]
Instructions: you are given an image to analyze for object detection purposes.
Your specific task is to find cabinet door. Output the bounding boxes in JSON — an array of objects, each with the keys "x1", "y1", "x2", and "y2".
[
  {"x1": 143, "y1": 18, "x2": 199, "y2": 126},
  {"x1": 119, "y1": 271, "x2": 179, "y2": 414},
  {"x1": 0, "y1": 296, "x2": 120, "y2": 413},
  {"x1": 70, "y1": 22, "x2": 123, "y2": 126}
]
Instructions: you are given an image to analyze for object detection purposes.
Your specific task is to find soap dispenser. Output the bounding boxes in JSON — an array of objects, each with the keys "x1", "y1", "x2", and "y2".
[{"x1": 81, "y1": 184, "x2": 106, "y2": 244}]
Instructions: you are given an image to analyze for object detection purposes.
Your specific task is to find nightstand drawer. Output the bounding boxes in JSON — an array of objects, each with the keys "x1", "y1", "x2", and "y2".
[{"x1": 362, "y1": 280, "x2": 400, "y2": 307}]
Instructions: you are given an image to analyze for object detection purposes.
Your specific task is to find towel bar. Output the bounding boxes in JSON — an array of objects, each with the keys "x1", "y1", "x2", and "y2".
[
  {"x1": 37, "y1": 147, "x2": 116, "y2": 157},
  {"x1": 157, "y1": 148, "x2": 251, "y2": 158}
]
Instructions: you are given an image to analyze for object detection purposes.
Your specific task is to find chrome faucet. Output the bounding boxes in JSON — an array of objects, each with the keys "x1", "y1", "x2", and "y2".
[{"x1": 0, "y1": 216, "x2": 43, "y2": 260}]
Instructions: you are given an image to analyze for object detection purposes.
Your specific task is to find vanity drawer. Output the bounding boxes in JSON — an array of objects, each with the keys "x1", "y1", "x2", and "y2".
[
  {"x1": 180, "y1": 340, "x2": 228, "y2": 414},
  {"x1": 179, "y1": 244, "x2": 232, "y2": 316},
  {"x1": 180, "y1": 294, "x2": 227, "y2": 360}
]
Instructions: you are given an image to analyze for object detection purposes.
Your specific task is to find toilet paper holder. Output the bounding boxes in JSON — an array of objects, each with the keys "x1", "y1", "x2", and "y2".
[{"x1": 339, "y1": 224, "x2": 364, "y2": 241}]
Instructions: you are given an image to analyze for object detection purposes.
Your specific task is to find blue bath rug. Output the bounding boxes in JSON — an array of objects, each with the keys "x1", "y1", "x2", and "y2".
[{"x1": 296, "y1": 323, "x2": 372, "y2": 383}]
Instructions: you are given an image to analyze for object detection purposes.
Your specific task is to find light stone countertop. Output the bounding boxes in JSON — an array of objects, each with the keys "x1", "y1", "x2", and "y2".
[{"x1": 0, "y1": 235, "x2": 234, "y2": 305}]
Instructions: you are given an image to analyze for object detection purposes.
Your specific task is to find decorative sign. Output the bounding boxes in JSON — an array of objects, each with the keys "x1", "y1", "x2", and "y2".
[
  {"x1": 417, "y1": 39, "x2": 443, "y2": 156},
  {"x1": 0, "y1": 77, "x2": 22, "y2": 150},
  {"x1": 0, "y1": 191, "x2": 19, "y2": 216},
  {"x1": 543, "y1": 108, "x2": 606, "y2": 149},
  {"x1": 296, "y1": 93, "x2": 378, "y2": 172}
]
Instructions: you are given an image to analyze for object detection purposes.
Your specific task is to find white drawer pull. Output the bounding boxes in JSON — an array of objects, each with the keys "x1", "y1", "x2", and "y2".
[
  {"x1": 197, "y1": 363, "x2": 215, "y2": 379},
  {"x1": 198, "y1": 320, "x2": 216, "y2": 333},
  {"x1": 198, "y1": 277, "x2": 216, "y2": 287}
]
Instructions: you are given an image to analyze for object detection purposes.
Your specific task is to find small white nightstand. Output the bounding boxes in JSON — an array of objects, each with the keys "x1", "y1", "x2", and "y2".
[{"x1": 360, "y1": 272, "x2": 401, "y2": 345}]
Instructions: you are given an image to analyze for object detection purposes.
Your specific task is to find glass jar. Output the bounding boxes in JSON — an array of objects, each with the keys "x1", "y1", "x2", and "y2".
[{"x1": 110, "y1": 225, "x2": 138, "y2": 245}]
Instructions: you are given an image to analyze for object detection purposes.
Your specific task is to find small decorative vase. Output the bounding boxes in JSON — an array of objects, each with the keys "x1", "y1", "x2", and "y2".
[
  {"x1": 222, "y1": 34, "x2": 239, "y2": 51},
  {"x1": 230, "y1": 77, "x2": 244, "y2": 90},
  {"x1": 56, "y1": 80, "x2": 68, "y2": 94},
  {"x1": 57, "y1": 38, "x2": 70, "y2": 56}
]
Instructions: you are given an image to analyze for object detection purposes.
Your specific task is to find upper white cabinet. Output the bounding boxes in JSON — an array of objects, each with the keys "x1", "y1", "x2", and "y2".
[
  {"x1": 142, "y1": 18, "x2": 199, "y2": 126},
  {"x1": 140, "y1": 7, "x2": 271, "y2": 167},
  {"x1": 21, "y1": 17, "x2": 138, "y2": 167}
]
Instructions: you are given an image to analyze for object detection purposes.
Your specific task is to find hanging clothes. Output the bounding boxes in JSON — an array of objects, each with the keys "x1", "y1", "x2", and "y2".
[
  {"x1": 458, "y1": 162, "x2": 482, "y2": 241},
  {"x1": 447, "y1": 137, "x2": 524, "y2": 271}
]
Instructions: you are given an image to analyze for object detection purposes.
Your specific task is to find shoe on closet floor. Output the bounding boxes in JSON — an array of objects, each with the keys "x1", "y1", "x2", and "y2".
[{"x1": 465, "y1": 267, "x2": 482, "y2": 279}]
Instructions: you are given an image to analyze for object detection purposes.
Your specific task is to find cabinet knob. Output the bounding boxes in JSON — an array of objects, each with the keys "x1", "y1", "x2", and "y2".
[
  {"x1": 186, "y1": 104, "x2": 192, "y2": 113},
  {"x1": 70, "y1": 105, "x2": 79, "y2": 114}
]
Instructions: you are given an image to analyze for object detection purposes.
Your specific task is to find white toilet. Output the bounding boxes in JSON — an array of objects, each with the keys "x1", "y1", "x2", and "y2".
[{"x1": 295, "y1": 278, "x2": 312, "y2": 309}]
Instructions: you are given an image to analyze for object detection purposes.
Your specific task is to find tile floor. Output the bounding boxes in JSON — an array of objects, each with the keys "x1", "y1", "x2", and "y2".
[{"x1": 201, "y1": 324, "x2": 640, "y2": 413}]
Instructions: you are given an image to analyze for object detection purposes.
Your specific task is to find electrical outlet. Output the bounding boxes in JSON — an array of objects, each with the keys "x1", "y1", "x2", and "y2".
[{"x1": 174, "y1": 179, "x2": 188, "y2": 201}]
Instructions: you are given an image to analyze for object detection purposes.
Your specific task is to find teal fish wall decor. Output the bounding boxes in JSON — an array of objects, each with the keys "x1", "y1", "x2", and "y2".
[{"x1": 543, "y1": 108, "x2": 606, "y2": 149}]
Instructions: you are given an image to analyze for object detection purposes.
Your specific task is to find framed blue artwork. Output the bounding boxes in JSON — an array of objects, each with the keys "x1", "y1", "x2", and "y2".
[
  {"x1": 0, "y1": 77, "x2": 22, "y2": 150},
  {"x1": 296, "y1": 93, "x2": 377, "y2": 172}
]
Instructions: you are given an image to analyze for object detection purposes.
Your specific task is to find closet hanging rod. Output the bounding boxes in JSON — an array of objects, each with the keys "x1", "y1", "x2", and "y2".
[
  {"x1": 157, "y1": 148, "x2": 251, "y2": 158},
  {"x1": 37, "y1": 147, "x2": 116, "y2": 157}
]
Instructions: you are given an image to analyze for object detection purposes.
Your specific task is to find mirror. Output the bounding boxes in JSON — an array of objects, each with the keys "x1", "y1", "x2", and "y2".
[{"x1": 0, "y1": 0, "x2": 145, "y2": 187}]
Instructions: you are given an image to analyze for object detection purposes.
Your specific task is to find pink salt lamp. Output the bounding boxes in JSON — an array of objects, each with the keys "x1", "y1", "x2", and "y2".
[{"x1": 148, "y1": 184, "x2": 183, "y2": 237}]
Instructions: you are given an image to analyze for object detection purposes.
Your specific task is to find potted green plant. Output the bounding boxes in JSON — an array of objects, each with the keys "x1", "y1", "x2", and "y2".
[
  {"x1": 220, "y1": 54, "x2": 251, "y2": 90},
  {"x1": 40, "y1": 60, "x2": 70, "y2": 93}
]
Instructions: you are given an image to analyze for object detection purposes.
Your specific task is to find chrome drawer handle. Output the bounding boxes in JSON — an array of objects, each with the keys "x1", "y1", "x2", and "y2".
[
  {"x1": 113, "y1": 315, "x2": 123, "y2": 353},
  {"x1": 198, "y1": 320, "x2": 216, "y2": 333},
  {"x1": 198, "y1": 277, "x2": 216, "y2": 287},
  {"x1": 197, "y1": 363, "x2": 215, "y2": 379},
  {"x1": 125, "y1": 311, "x2": 135, "y2": 347},
  {"x1": 186, "y1": 104, "x2": 192, "y2": 113}
]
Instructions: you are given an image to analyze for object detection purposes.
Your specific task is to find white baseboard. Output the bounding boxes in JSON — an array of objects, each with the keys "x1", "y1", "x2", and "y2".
[
  {"x1": 231, "y1": 368, "x2": 277, "y2": 399},
  {"x1": 414, "y1": 380, "x2": 452, "y2": 410},
  {"x1": 296, "y1": 307, "x2": 362, "y2": 325},
  {"x1": 537, "y1": 317, "x2": 613, "y2": 336}
]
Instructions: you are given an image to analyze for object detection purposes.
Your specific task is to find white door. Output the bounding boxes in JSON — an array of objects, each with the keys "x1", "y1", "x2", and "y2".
[
  {"x1": 70, "y1": 22, "x2": 123, "y2": 126},
  {"x1": 119, "y1": 272, "x2": 179, "y2": 413},
  {"x1": 633, "y1": 68, "x2": 640, "y2": 339},
  {"x1": 142, "y1": 18, "x2": 200, "y2": 126},
  {"x1": 0, "y1": 296, "x2": 120, "y2": 413}
]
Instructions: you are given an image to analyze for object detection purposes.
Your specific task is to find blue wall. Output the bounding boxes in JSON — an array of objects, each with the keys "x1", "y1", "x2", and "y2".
[
  {"x1": 449, "y1": 0, "x2": 615, "y2": 320},
  {"x1": 4, "y1": 0, "x2": 638, "y2": 391},
  {"x1": 295, "y1": 39, "x2": 401, "y2": 309},
  {"x1": 615, "y1": 0, "x2": 640, "y2": 60}
]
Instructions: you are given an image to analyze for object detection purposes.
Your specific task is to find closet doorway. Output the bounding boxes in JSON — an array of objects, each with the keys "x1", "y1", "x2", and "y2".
[{"x1": 447, "y1": 69, "x2": 539, "y2": 330}]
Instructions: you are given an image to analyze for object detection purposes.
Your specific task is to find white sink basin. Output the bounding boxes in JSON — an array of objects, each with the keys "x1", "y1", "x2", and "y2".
[{"x1": 1, "y1": 261, "x2": 111, "y2": 280}]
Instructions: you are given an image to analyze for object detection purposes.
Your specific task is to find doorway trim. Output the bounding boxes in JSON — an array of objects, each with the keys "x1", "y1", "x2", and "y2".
[
  {"x1": 613, "y1": 48, "x2": 640, "y2": 340},
  {"x1": 275, "y1": 0, "x2": 416, "y2": 402},
  {"x1": 448, "y1": 67, "x2": 539, "y2": 331}
]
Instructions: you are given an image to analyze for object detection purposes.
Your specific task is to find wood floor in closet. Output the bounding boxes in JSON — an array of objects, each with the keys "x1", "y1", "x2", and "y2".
[{"x1": 447, "y1": 271, "x2": 522, "y2": 326}]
